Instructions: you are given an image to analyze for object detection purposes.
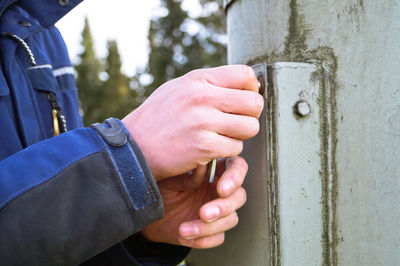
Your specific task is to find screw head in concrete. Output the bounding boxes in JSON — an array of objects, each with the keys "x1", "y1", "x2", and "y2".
[{"x1": 294, "y1": 101, "x2": 311, "y2": 116}]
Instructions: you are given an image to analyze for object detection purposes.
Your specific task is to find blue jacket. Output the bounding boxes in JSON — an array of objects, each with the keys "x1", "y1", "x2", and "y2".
[{"x1": 0, "y1": 0, "x2": 189, "y2": 265}]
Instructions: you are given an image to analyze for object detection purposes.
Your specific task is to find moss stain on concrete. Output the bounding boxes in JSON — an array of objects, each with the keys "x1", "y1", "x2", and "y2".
[
  {"x1": 343, "y1": 0, "x2": 366, "y2": 31},
  {"x1": 266, "y1": 64, "x2": 280, "y2": 266},
  {"x1": 284, "y1": 0, "x2": 309, "y2": 60}
]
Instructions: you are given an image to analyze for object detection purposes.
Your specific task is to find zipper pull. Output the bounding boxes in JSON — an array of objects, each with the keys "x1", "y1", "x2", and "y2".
[
  {"x1": 47, "y1": 92, "x2": 68, "y2": 136},
  {"x1": 52, "y1": 109, "x2": 60, "y2": 136}
]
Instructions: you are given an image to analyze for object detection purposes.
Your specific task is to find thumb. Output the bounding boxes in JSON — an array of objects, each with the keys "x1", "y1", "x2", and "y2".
[
  {"x1": 180, "y1": 158, "x2": 227, "y2": 190},
  {"x1": 181, "y1": 165, "x2": 209, "y2": 190},
  {"x1": 159, "y1": 165, "x2": 209, "y2": 191}
]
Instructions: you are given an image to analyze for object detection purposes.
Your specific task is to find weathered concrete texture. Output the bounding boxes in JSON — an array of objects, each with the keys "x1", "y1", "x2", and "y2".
[
  {"x1": 190, "y1": 0, "x2": 400, "y2": 265},
  {"x1": 226, "y1": 0, "x2": 290, "y2": 63},
  {"x1": 299, "y1": 1, "x2": 400, "y2": 266}
]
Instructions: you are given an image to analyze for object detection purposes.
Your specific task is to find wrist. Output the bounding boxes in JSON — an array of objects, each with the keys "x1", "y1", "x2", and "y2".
[{"x1": 121, "y1": 115, "x2": 162, "y2": 181}]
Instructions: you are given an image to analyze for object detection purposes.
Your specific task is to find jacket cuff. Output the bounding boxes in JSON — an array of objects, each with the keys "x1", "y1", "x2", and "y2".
[{"x1": 91, "y1": 118, "x2": 163, "y2": 232}]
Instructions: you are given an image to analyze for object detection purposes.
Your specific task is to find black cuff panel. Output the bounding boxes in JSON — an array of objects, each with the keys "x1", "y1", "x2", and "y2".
[
  {"x1": 0, "y1": 150, "x2": 137, "y2": 265},
  {"x1": 124, "y1": 233, "x2": 191, "y2": 265}
]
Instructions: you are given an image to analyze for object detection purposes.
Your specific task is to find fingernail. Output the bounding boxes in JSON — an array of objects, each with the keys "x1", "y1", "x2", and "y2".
[
  {"x1": 223, "y1": 180, "x2": 235, "y2": 195},
  {"x1": 181, "y1": 224, "x2": 199, "y2": 239},
  {"x1": 205, "y1": 205, "x2": 220, "y2": 222}
]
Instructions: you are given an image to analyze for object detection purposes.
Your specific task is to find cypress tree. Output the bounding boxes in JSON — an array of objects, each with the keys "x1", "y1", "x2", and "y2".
[
  {"x1": 75, "y1": 17, "x2": 103, "y2": 125},
  {"x1": 101, "y1": 40, "x2": 138, "y2": 120}
]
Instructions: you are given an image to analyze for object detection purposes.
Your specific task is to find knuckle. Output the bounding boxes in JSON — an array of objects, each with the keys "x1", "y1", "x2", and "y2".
[
  {"x1": 187, "y1": 109, "x2": 211, "y2": 130},
  {"x1": 227, "y1": 140, "x2": 243, "y2": 157},
  {"x1": 236, "y1": 156, "x2": 248, "y2": 171},
  {"x1": 196, "y1": 238, "x2": 208, "y2": 249},
  {"x1": 192, "y1": 115, "x2": 211, "y2": 130},
  {"x1": 249, "y1": 118, "x2": 260, "y2": 136},
  {"x1": 229, "y1": 176, "x2": 241, "y2": 191},
  {"x1": 228, "y1": 199, "x2": 235, "y2": 213},
  {"x1": 218, "y1": 233, "x2": 226, "y2": 246},
  {"x1": 232, "y1": 212, "x2": 239, "y2": 226},
  {"x1": 255, "y1": 94, "x2": 264, "y2": 113},
  {"x1": 198, "y1": 159, "x2": 210, "y2": 166},
  {"x1": 185, "y1": 69, "x2": 203, "y2": 81},
  {"x1": 236, "y1": 140, "x2": 244, "y2": 155},
  {"x1": 239, "y1": 187, "x2": 247, "y2": 203},
  {"x1": 210, "y1": 233, "x2": 225, "y2": 248},
  {"x1": 199, "y1": 234, "x2": 225, "y2": 249},
  {"x1": 241, "y1": 65, "x2": 255, "y2": 81},
  {"x1": 188, "y1": 89, "x2": 212, "y2": 106},
  {"x1": 197, "y1": 134, "x2": 218, "y2": 157},
  {"x1": 255, "y1": 120, "x2": 260, "y2": 134},
  {"x1": 229, "y1": 156, "x2": 248, "y2": 175},
  {"x1": 220, "y1": 200, "x2": 233, "y2": 215},
  {"x1": 227, "y1": 168, "x2": 241, "y2": 186}
]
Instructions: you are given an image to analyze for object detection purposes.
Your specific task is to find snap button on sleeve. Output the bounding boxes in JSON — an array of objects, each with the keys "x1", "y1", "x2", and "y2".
[{"x1": 58, "y1": 0, "x2": 69, "y2": 7}]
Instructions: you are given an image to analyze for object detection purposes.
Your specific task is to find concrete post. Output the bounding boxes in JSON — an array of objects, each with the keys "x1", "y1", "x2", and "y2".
[{"x1": 188, "y1": 0, "x2": 400, "y2": 265}]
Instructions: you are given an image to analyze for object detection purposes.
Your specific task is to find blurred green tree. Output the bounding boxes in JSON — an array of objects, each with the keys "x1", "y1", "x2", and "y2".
[
  {"x1": 101, "y1": 40, "x2": 139, "y2": 120},
  {"x1": 75, "y1": 18, "x2": 139, "y2": 124},
  {"x1": 143, "y1": 0, "x2": 226, "y2": 96},
  {"x1": 75, "y1": 17, "x2": 103, "y2": 125}
]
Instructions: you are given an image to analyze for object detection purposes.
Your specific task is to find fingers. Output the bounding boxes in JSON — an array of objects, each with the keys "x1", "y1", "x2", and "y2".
[
  {"x1": 184, "y1": 165, "x2": 209, "y2": 189},
  {"x1": 179, "y1": 232, "x2": 225, "y2": 249},
  {"x1": 214, "y1": 88, "x2": 264, "y2": 118},
  {"x1": 215, "y1": 113, "x2": 260, "y2": 140},
  {"x1": 185, "y1": 84, "x2": 264, "y2": 118},
  {"x1": 175, "y1": 157, "x2": 249, "y2": 249},
  {"x1": 217, "y1": 157, "x2": 248, "y2": 197},
  {"x1": 191, "y1": 109, "x2": 259, "y2": 141},
  {"x1": 199, "y1": 187, "x2": 247, "y2": 222},
  {"x1": 194, "y1": 65, "x2": 259, "y2": 92},
  {"x1": 163, "y1": 165, "x2": 209, "y2": 191},
  {"x1": 197, "y1": 132, "x2": 243, "y2": 160},
  {"x1": 184, "y1": 65, "x2": 262, "y2": 117},
  {"x1": 180, "y1": 213, "x2": 239, "y2": 239},
  {"x1": 178, "y1": 212, "x2": 239, "y2": 248}
]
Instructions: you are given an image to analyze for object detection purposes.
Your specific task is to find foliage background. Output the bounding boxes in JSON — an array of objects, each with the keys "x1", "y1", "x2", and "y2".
[{"x1": 75, "y1": 0, "x2": 226, "y2": 125}]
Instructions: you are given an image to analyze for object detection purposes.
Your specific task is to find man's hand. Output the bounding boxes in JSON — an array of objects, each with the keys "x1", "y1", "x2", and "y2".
[
  {"x1": 140, "y1": 157, "x2": 248, "y2": 249},
  {"x1": 122, "y1": 65, "x2": 263, "y2": 181}
]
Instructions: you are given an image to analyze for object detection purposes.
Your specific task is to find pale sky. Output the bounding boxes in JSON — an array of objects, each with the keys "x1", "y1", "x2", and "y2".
[
  {"x1": 56, "y1": 0, "x2": 203, "y2": 76},
  {"x1": 56, "y1": 1, "x2": 161, "y2": 76}
]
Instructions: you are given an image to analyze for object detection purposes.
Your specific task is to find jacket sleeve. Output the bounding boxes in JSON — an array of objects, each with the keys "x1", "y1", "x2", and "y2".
[
  {"x1": 0, "y1": 118, "x2": 166, "y2": 265},
  {"x1": 81, "y1": 233, "x2": 191, "y2": 266}
]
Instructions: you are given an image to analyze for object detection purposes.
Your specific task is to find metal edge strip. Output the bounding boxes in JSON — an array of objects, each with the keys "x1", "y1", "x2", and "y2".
[{"x1": 223, "y1": 0, "x2": 238, "y2": 12}]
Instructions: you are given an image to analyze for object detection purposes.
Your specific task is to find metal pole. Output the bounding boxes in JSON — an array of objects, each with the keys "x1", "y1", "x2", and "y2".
[{"x1": 188, "y1": 1, "x2": 400, "y2": 265}]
